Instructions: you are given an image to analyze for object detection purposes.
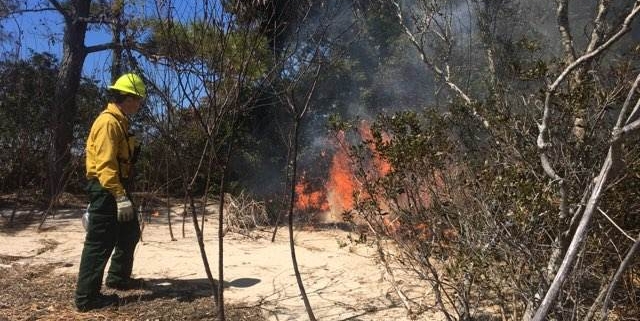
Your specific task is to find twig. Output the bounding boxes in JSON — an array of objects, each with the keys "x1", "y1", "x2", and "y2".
[
  {"x1": 599, "y1": 231, "x2": 640, "y2": 320},
  {"x1": 596, "y1": 207, "x2": 635, "y2": 242}
]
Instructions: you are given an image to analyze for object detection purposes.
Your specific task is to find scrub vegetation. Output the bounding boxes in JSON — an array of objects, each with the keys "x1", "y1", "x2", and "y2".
[{"x1": 1, "y1": 0, "x2": 639, "y2": 320}]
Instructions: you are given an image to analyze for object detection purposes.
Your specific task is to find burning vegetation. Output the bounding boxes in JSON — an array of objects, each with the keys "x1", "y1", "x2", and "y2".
[{"x1": 294, "y1": 120, "x2": 394, "y2": 224}]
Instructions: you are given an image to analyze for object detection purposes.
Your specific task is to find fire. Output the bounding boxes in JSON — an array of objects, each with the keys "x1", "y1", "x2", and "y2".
[
  {"x1": 294, "y1": 121, "x2": 393, "y2": 222},
  {"x1": 292, "y1": 119, "x2": 459, "y2": 244},
  {"x1": 383, "y1": 218, "x2": 433, "y2": 241},
  {"x1": 295, "y1": 175, "x2": 329, "y2": 212},
  {"x1": 293, "y1": 130, "x2": 360, "y2": 220},
  {"x1": 358, "y1": 120, "x2": 392, "y2": 177},
  {"x1": 327, "y1": 144, "x2": 357, "y2": 213}
]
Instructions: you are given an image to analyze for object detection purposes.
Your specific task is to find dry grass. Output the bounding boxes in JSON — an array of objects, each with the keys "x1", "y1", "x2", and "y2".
[
  {"x1": 223, "y1": 192, "x2": 269, "y2": 235},
  {"x1": 0, "y1": 259, "x2": 266, "y2": 321}
]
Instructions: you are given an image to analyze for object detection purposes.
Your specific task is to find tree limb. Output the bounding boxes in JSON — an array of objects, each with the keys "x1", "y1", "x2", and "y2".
[
  {"x1": 585, "y1": 0, "x2": 611, "y2": 54},
  {"x1": 548, "y1": 3, "x2": 640, "y2": 92},
  {"x1": 531, "y1": 146, "x2": 616, "y2": 321},
  {"x1": 555, "y1": 0, "x2": 576, "y2": 63},
  {"x1": 532, "y1": 70, "x2": 640, "y2": 321},
  {"x1": 3, "y1": 7, "x2": 59, "y2": 16},
  {"x1": 536, "y1": 4, "x2": 640, "y2": 234},
  {"x1": 622, "y1": 73, "x2": 640, "y2": 125},
  {"x1": 85, "y1": 42, "x2": 119, "y2": 54},
  {"x1": 47, "y1": 0, "x2": 70, "y2": 23},
  {"x1": 391, "y1": 0, "x2": 490, "y2": 130}
]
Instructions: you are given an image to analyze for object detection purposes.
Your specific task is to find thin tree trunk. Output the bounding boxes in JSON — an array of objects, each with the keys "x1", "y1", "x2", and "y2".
[
  {"x1": 214, "y1": 143, "x2": 233, "y2": 320},
  {"x1": 271, "y1": 133, "x2": 293, "y2": 243},
  {"x1": 182, "y1": 193, "x2": 187, "y2": 238},
  {"x1": 8, "y1": 137, "x2": 26, "y2": 227},
  {"x1": 167, "y1": 157, "x2": 176, "y2": 241},
  {"x1": 39, "y1": 157, "x2": 77, "y2": 228},
  {"x1": 187, "y1": 189, "x2": 219, "y2": 301},
  {"x1": 531, "y1": 148, "x2": 615, "y2": 321},
  {"x1": 201, "y1": 151, "x2": 215, "y2": 234},
  {"x1": 582, "y1": 274, "x2": 613, "y2": 321},
  {"x1": 172, "y1": 139, "x2": 219, "y2": 302},
  {"x1": 216, "y1": 162, "x2": 228, "y2": 320},
  {"x1": 531, "y1": 68, "x2": 640, "y2": 321},
  {"x1": 287, "y1": 120, "x2": 317, "y2": 321}
]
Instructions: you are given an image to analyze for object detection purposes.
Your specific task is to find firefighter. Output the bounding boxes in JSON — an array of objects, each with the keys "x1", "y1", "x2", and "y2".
[{"x1": 75, "y1": 73, "x2": 145, "y2": 312}]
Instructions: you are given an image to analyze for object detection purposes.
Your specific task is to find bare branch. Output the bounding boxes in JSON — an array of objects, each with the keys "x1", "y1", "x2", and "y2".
[
  {"x1": 555, "y1": 0, "x2": 576, "y2": 63},
  {"x1": 583, "y1": 276, "x2": 611, "y2": 321},
  {"x1": 532, "y1": 147, "x2": 617, "y2": 321},
  {"x1": 548, "y1": 3, "x2": 640, "y2": 92},
  {"x1": 621, "y1": 102, "x2": 640, "y2": 134},
  {"x1": 85, "y1": 42, "x2": 118, "y2": 54},
  {"x1": 532, "y1": 7, "x2": 640, "y2": 318},
  {"x1": 596, "y1": 207, "x2": 635, "y2": 242},
  {"x1": 616, "y1": 72, "x2": 640, "y2": 136},
  {"x1": 391, "y1": 0, "x2": 490, "y2": 129},
  {"x1": 3, "y1": 7, "x2": 59, "y2": 15},
  {"x1": 536, "y1": 92, "x2": 569, "y2": 219},
  {"x1": 299, "y1": 62, "x2": 322, "y2": 120},
  {"x1": 536, "y1": 4, "x2": 640, "y2": 233},
  {"x1": 600, "y1": 232, "x2": 640, "y2": 320},
  {"x1": 585, "y1": 0, "x2": 611, "y2": 54},
  {"x1": 623, "y1": 73, "x2": 640, "y2": 125}
]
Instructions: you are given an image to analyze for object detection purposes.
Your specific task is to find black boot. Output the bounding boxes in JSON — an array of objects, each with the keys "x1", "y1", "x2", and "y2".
[
  {"x1": 76, "y1": 293, "x2": 119, "y2": 312},
  {"x1": 106, "y1": 277, "x2": 144, "y2": 291}
]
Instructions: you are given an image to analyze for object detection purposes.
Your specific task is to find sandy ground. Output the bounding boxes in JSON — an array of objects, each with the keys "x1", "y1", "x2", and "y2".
[{"x1": 1, "y1": 207, "x2": 441, "y2": 321}]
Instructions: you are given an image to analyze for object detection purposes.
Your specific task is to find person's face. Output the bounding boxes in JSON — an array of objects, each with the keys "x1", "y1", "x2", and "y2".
[{"x1": 122, "y1": 95, "x2": 143, "y2": 115}]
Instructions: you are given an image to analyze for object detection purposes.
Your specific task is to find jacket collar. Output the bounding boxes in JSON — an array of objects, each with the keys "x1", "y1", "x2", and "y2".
[{"x1": 105, "y1": 103, "x2": 130, "y2": 127}]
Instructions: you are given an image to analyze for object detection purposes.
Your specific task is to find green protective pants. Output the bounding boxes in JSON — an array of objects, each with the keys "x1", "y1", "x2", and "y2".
[{"x1": 75, "y1": 180, "x2": 140, "y2": 307}]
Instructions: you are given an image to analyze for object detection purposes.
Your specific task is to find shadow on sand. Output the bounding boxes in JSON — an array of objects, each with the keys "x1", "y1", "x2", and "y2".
[{"x1": 119, "y1": 277, "x2": 261, "y2": 304}]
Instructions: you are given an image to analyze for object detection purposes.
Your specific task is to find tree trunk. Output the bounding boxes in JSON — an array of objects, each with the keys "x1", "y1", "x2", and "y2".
[
  {"x1": 530, "y1": 149, "x2": 615, "y2": 321},
  {"x1": 188, "y1": 189, "x2": 219, "y2": 302},
  {"x1": 110, "y1": 0, "x2": 124, "y2": 80},
  {"x1": 287, "y1": 120, "x2": 317, "y2": 321},
  {"x1": 215, "y1": 144, "x2": 233, "y2": 320},
  {"x1": 217, "y1": 162, "x2": 227, "y2": 321},
  {"x1": 47, "y1": 0, "x2": 90, "y2": 201}
]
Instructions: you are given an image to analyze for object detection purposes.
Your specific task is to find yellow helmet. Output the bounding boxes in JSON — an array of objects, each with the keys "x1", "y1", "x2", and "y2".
[{"x1": 108, "y1": 73, "x2": 146, "y2": 98}]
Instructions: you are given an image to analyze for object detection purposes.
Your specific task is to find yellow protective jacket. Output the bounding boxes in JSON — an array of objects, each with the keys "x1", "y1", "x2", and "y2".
[{"x1": 85, "y1": 103, "x2": 137, "y2": 198}]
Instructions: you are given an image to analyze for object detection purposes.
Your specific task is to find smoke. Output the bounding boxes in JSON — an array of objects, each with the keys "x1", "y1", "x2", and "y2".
[{"x1": 241, "y1": 0, "x2": 639, "y2": 210}]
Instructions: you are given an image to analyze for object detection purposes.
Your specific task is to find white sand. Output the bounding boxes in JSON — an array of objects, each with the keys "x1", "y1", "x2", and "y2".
[{"x1": 1, "y1": 208, "x2": 442, "y2": 320}]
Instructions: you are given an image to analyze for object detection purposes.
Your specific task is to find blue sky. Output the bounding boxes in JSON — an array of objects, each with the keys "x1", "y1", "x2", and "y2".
[
  {"x1": 2, "y1": 1, "x2": 140, "y2": 87},
  {"x1": 2, "y1": 0, "x2": 227, "y2": 89}
]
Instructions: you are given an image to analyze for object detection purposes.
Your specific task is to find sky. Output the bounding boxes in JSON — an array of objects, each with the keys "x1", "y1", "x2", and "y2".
[
  {"x1": 2, "y1": 0, "x2": 231, "y2": 92},
  {"x1": 3, "y1": 0, "x2": 639, "y2": 104},
  {"x1": 2, "y1": 0, "x2": 142, "y2": 87}
]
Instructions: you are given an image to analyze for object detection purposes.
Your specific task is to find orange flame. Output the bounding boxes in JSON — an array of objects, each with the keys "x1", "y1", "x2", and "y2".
[
  {"x1": 327, "y1": 143, "x2": 357, "y2": 213},
  {"x1": 358, "y1": 120, "x2": 392, "y2": 176},
  {"x1": 294, "y1": 122, "x2": 394, "y2": 222},
  {"x1": 295, "y1": 176, "x2": 329, "y2": 212}
]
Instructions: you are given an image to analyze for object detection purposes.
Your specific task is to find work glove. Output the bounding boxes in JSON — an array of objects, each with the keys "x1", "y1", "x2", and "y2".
[
  {"x1": 82, "y1": 204, "x2": 90, "y2": 231},
  {"x1": 116, "y1": 196, "x2": 134, "y2": 222}
]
